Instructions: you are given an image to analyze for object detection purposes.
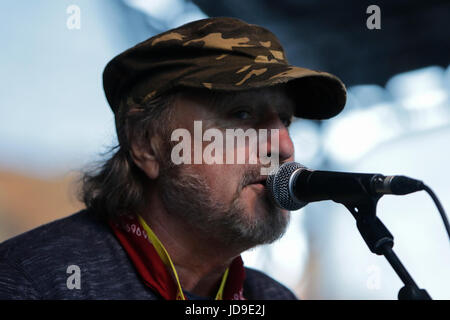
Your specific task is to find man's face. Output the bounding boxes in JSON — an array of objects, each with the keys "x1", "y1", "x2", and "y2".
[{"x1": 156, "y1": 86, "x2": 295, "y2": 249}]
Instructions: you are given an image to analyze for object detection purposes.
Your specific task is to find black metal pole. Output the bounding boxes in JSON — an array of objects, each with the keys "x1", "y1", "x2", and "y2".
[
  {"x1": 341, "y1": 196, "x2": 432, "y2": 300},
  {"x1": 379, "y1": 242, "x2": 432, "y2": 300}
]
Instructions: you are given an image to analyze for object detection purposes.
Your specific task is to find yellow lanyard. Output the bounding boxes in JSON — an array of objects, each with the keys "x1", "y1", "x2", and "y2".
[{"x1": 137, "y1": 215, "x2": 229, "y2": 300}]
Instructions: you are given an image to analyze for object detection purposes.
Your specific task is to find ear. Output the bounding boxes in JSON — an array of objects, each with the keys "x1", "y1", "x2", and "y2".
[{"x1": 130, "y1": 136, "x2": 162, "y2": 180}]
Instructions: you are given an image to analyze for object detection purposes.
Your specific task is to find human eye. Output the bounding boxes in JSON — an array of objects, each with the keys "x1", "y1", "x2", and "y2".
[
  {"x1": 230, "y1": 108, "x2": 252, "y2": 120},
  {"x1": 280, "y1": 114, "x2": 293, "y2": 128}
]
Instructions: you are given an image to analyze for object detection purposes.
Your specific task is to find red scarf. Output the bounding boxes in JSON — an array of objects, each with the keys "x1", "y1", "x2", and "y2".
[{"x1": 109, "y1": 214, "x2": 246, "y2": 300}]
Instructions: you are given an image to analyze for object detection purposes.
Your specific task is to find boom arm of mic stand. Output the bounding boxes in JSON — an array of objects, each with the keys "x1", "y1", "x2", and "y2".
[{"x1": 340, "y1": 196, "x2": 432, "y2": 300}]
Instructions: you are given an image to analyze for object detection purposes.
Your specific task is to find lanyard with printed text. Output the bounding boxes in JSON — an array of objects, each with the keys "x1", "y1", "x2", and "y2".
[{"x1": 110, "y1": 214, "x2": 246, "y2": 300}]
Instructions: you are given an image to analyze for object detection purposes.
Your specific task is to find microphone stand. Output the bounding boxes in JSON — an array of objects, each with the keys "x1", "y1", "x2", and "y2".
[{"x1": 341, "y1": 195, "x2": 432, "y2": 300}]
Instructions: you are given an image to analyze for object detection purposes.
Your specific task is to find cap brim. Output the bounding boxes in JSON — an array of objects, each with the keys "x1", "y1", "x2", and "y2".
[{"x1": 174, "y1": 65, "x2": 347, "y2": 120}]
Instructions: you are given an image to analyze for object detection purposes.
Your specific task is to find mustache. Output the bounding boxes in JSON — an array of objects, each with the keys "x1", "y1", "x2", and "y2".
[{"x1": 240, "y1": 166, "x2": 269, "y2": 189}]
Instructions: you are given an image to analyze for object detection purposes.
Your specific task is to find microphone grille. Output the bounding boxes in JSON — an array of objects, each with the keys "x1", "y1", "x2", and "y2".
[{"x1": 266, "y1": 162, "x2": 308, "y2": 211}]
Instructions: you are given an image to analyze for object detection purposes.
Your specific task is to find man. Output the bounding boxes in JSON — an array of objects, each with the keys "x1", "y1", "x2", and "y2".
[{"x1": 0, "y1": 17, "x2": 346, "y2": 299}]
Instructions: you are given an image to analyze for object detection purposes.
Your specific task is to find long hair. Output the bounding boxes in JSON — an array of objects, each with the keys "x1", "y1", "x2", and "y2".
[
  {"x1": 79, "y1": 91, "x2": 175, "y2": 221},
  {"x1": 78, "y1": 86, "x2": 272, "y2": 221}
]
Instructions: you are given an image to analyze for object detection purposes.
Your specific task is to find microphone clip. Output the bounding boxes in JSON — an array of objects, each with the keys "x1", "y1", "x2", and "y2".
[{"x1": 341, "y1": 190, "x2": 431, "y2": 300}]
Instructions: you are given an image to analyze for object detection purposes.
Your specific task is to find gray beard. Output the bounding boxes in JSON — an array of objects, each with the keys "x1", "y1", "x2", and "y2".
[{"x1": 157, "y1": 164, "x2": 290, "y2": 250}]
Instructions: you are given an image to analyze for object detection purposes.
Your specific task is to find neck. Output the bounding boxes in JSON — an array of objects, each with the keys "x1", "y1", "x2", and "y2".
[{"x1": 140, "y1": 189, "x2": 243, "y2": 297}]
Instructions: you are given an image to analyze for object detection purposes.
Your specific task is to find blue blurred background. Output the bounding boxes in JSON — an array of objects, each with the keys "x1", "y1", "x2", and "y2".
[{"x1": 0, "y1": 0, "x2": 449, "y2": 299}]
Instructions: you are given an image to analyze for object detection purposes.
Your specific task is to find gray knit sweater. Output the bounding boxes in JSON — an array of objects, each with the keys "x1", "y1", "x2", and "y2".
[{"x1": 0, "y1": 210, "x2": 297, "y2": 300}]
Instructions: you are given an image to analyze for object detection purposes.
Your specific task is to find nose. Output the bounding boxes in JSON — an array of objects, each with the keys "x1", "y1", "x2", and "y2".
[
  {"x1": 278, "y1": 123, "x2": 295, "y2": 163},
  {"x1": 263, "y1": 113, "x2": 295, "y2": 163}
]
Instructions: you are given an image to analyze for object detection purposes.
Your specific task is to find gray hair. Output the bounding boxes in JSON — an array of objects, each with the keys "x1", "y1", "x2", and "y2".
[{"x1": 78, "y1": 91, "x2": 176, "y2": 221}]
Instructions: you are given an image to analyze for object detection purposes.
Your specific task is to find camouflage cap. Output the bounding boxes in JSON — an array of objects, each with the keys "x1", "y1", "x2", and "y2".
[{"x1": 103, "y1": 17, "x2": 346, "y2": 120}]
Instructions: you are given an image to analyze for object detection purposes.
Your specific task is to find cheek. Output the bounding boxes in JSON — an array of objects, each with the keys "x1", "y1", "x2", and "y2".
[{"x1": 198, "y1": 165, "x2": 242, "y2": 202}]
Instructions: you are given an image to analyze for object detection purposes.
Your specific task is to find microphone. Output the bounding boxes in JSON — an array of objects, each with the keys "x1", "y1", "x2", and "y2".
[{"x1": 266, "y1": 162, "x2": 425, "y2": 210}]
